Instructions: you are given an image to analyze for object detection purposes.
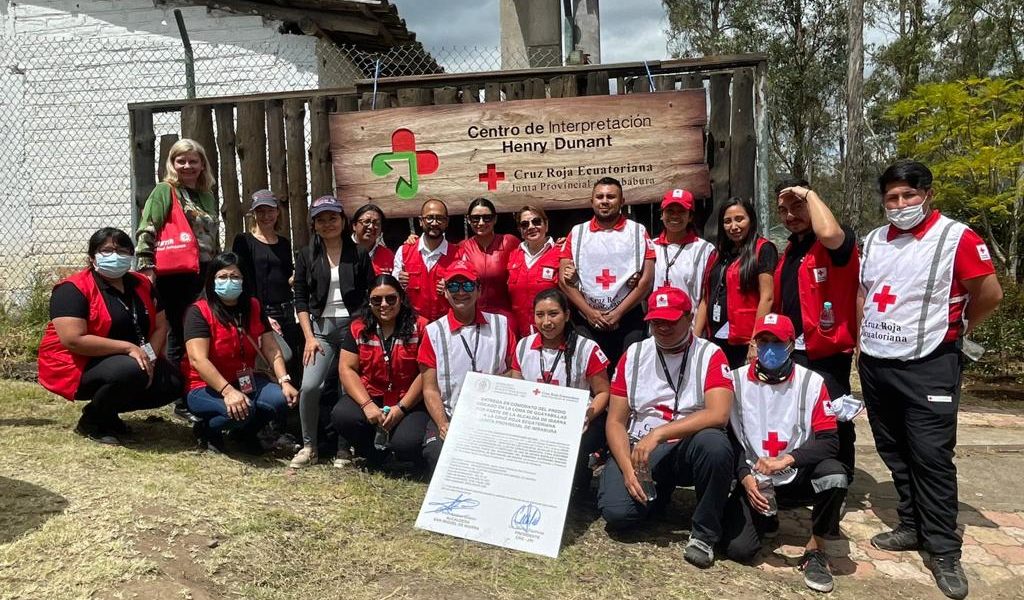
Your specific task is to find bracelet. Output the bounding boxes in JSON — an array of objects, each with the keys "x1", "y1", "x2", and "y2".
[
  {"x1": 396, "y1": 404, "x2": 408, "y2": 415},
  {"x1": 358, "y1": 398, "x2": 375, "y2": 409},
  {"x1": 219, "y1": 382, "x2": 231, "y2": 394}
]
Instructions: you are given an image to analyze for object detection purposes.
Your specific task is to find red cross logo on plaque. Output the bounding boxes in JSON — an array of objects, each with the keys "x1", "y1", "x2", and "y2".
[
  {"x1": 595, "y1": 268, "x2": 617, "y2": 290},
  {"x1": 873, "y1": 285, "x2": 897, "y2": 313},
  {"x1": 762, "y1": 432, "x2": 788, "y2": 457},
  {"x1": 532, "y1": 388, "x2": 541, "y2": 396},
  {"x1": 478, "y1": 163, "x2": 505, "y2": 191}
]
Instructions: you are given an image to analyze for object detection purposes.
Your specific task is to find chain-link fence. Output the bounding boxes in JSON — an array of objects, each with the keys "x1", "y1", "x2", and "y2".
[{"x1": 0, "y1": 28, "x2": 561, "y2": 305}]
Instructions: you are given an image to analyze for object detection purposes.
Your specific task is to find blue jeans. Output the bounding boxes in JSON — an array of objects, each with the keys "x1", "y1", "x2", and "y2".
[{"x1": 187, "y1": 376, "x2": 288, "y2": 440}]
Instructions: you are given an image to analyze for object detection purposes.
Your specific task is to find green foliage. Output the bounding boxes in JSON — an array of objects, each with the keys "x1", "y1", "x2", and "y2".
[
  {"x1": 969, "y1": 279, "x2": 1024, "y2": 376},
  {"x1": 0, "y1": 272, "x2": 55, "y2": 379}
]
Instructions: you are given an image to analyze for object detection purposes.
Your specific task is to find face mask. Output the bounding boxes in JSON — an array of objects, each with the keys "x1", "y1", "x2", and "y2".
[
  {"x1": 757, "y1": 342, "x2": 791, "y2": 371},
  {"x1": 214, "y1": 279, "x2": 243, "y2": 301},
  {"x1": 886, "y1": 204, "x2": 926, "y2": 230},
  {"x1": 94, "y1": 253, "x2": 133, "y2": 278}
]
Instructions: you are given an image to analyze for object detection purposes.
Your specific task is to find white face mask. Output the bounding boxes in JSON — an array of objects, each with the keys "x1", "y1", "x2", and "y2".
[{"x1": 886, "y1": 203, "x2": 927, "y2": 230}]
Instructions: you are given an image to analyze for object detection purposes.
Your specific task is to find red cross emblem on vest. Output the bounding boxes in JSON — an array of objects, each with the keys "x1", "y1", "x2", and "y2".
[
  {"x1": 595, "y1": 268, "x2": 617, "y2": 290},
  {"x1": 873, "y1": 285, "x2": 897, "y2": 313},
  {"x1": 762, "y1": 431, "x2": 788, "y2": 457},
  {"x1": 654, "y1": 404, "x2": 675, "y2": 422}
]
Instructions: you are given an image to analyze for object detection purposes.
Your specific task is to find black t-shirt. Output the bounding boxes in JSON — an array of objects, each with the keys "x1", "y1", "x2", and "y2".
[
  {"x1": 708, "y1": 241, "x2": 778, "y2": 337},
  {"x1": 231, "y1": 232, "x2": 294, "y2": 306},
  {"x1": 780, "y1": 226, "x2": 856, "y2": 336},
  {"x1": 49, "y1": 272, "x2": 161, "y2": 346},
  {"x1": 183, "y1": 302, "x2": 273, "y2": 342}
]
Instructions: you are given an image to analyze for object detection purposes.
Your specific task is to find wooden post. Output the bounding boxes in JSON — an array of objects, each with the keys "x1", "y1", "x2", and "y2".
[
  {"x1": 585, "y1": 71, "x2": 610, "y2": 96},
  {"x1": 549, "y1": 75, "x2": 577, "y2": 98},
  {"x1": 309, "y1": 96, "x2": 333, "y2": 199},
  {"x1": 459, "y1": 85, "x2": 479, "y2": 103},
  {"x1": 157, "y1": 134, "x2": 178, "y2": 182},
  {"x1": 180, "y1": 105, "x2": 218, "y2": 201},
  {"x1": 502, "y1": 81, "x2": 525, "y2": 101},
  {"x1": 706, "y1": 73, "x2": 733, "y2": 241},
  {"x1": 214, "y1": 104, "x2": 243, "y2": 243},
  {"x1": 484, "y1": 82, "x2": 502, "y2": 102},
  {"x1": 433, "y1": 86, "x2": 458, "y2": 105},
  {"x1": 360, "y1": 92, "x2": 390, "y2": 110},
  {"x1": 265, "y1": 99, "x2": 290, "y2": 235},
  {"x1": 397, "y1": 87, "x2": 433, "y2": 107},
  {"x1": 129, "y1": 109, "x2": 155, "y2": 223},
  {"x1": 682, "y1": 73, "x2": 703, "y2": 89},
  {"x1": 524, "y1": 77, "x2": 546, "y2": 99},
  {"x1": 235, "y1": 101, "x2": 269, "y2": 205},
  {"x1": 730, "y1": 68, "x2": 756, "y2": 208},
  {"x1": 284, "y1": 98, "x2": 309, "y2": 248},
  {"x1": 333, "y1": 95, "x2": 359, "y2": 113},
  {"x1": 655, "y1": 74, "x2": 676, "y2": 91}
]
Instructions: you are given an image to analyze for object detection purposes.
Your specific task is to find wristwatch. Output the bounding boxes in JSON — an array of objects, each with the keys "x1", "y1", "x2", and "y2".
[
  {"x1": 395, "y1": 404, "x2": 408, "y2": 415},
  {"x1": 278, "y1": 374, "x2": 292, "y2": 385}
]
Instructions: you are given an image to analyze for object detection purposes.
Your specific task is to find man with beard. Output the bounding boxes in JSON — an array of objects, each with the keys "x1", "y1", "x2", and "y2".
[{"x1": 393, "y1": 199, "x2": 460, "y2": 322}]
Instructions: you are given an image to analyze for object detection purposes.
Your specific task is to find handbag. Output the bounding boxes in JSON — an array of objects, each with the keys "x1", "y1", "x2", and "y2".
[{"x1": 153, "y1": 187, "x2": 200, "y2": 276}]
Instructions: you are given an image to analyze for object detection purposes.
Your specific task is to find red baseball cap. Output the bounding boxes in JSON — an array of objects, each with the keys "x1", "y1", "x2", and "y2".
[
  {"x1": 752, "y1": 313, "x2": 796, "y2": 342},
  {"x1": 443, "y1": 260, "x2": 479, "y2": 282},
  {"x1": 644, "y1": 286, "x2": 693, "y2": 321},
  {"x1": 661, "y1": 188, "x2": 694, "y2": 211}
]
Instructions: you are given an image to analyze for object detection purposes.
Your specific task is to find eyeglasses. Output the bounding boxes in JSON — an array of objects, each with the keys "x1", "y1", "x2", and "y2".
[
  {"x1": 215, "y1": 274, "x2": 243, "y2": 282},
  {"x1": 445, "y1": 281, "x2": 478, "y2": 293},
  {"x1": 518, "y1": 217, "x2": 544, "y2": 229},
  {"x1": 467, "y1": 214, "x2": 495, "y2": 224},
  {"x1": 356, "y1": 218, "x2": 381, "y2": 228},
  {"x1": 421, "y1": 214, "x2": 448, "y2": 224},
  {"x1": 97, "y1": 249, "x2": 134, "y2": 257},
  {"x1": 368, "y1": 294, "x2": 399, "y2": 307}
]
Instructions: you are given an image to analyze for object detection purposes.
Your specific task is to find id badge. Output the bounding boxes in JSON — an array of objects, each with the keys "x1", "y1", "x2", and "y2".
[
  {"x1": 236, "y1": 368, "x2": 255, "y2": 394},
  {"x1": 141, "y1": 342, "x2": 157, "y2": 361},
  {"x1": 712, "y1": 303, "x2": 722, "y2": 323}
]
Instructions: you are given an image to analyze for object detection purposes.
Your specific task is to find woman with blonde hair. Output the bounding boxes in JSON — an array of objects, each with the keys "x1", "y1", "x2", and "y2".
[{"x1": 135, "y1": 138, "x2": 219, "y2": 419}]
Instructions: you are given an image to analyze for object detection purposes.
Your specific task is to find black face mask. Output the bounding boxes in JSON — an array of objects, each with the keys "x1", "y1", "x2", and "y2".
[{"x1": 754, "y1": 357, "x2": 794, "y2": 384}]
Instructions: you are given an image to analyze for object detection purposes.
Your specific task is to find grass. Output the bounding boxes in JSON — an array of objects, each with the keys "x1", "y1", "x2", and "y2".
[{"x1": 0, "y1": 379, "x2": 927, "y2": 600}]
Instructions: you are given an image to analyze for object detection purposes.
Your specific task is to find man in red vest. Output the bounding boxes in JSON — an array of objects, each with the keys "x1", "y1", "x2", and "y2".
[
  {"x1": 773, "y1": 179, "x2": 859, "y2": 478},
  {"x1": 392, "y1": 199, "x2": 459, "y2": 322}
]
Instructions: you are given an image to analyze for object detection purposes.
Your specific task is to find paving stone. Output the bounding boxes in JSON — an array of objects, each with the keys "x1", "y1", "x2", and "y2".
[
  {"x1": 964, "y1": 526, "x2": 1019, "y2": 546},
  {"x1": 968, "y1": 564, "x2": 1014, "y2": 583},
  {"x1": 960, "y1": 543, "x2": 1001, "y2": 566},
  {"x1": 848, "y1": 559, "x2": 876, "y2": 578},
  {"x1": 874, "y1": 559, "x2": 933, "y2": 585},
  {"x1": 986, "y1": 544, "x2": 1024, "y2": 565},
  {"x1": 1000, "y1": 526, "x2": 1024, "y2": 544},
  {"x1": 980, "y1": 511, "x2": 1024, "y2": 529}
]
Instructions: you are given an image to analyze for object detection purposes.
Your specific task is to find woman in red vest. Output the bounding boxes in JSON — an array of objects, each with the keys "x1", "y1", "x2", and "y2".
[
  {"x1": 331, "y1": 274, "x2": 430, "y2": 466},
  {"x1": 506, "y1": 205, "x2": 562, "y2": 338},
  {"x1": 183, "y1": 252, "x2": 299, "y2": 454},
  {"x1": 39, "y1": 228, "x2": 182, "y2": 445},
  {"x1": 351, "y1": 203, "x2": 395, "y2": 276},
  {"x1": 695, "y1": 197, "x2": 778, "y2": 368},
  {"x1": 457, "y1": 197, "x2": 518, "y2": 329}
]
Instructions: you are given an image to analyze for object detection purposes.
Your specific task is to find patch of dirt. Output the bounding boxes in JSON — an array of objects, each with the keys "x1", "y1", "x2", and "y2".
[{"x1": 100, "y1": 526, "x2": 222, "y2": 600}]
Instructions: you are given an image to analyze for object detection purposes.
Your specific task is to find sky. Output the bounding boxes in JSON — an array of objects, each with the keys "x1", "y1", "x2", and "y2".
[{"x1": 389, "y1": 0, "x2": 672, "y2": 64}]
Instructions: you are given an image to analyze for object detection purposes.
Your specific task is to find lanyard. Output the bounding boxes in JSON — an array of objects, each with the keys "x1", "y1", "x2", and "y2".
[
  {"x1": 656, "y1": 346, "x2": 690, "y2": 419},
  {"x1": 458, "y1": 325, "x2": 481, "y2": 372},
  {"x1": 538, "y1": 346, "x2": 565, "y2": 384},
  {"x1": 661, "y1": 242, "x2": 687, "y2": 286},
  {"x1": 379, "y1": 325, "x2": 397, "y2": 391},
  {"x1": 113, "y1": 294, "x2": 147, "y2": 345}
]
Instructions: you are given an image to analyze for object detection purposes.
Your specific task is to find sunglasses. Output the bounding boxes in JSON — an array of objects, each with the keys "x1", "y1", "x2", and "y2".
[
  {"x1": 368, "y1": 294, "x2": 399, "y2": 307},
  {"x1": 421, "y1": 214, "x2": 448, "y2": 224},
  {"x1": 445, "y1": 281, "x2": 478, "y2": 293},
  {"x1": 518, "y1": 217, "x2": 544, "y2": 229},
  {"x1": 467, "y1": 214, "x2": 495, "y2": 224},
  {"x1": 356, "y1": 219, "x2": 381, "y2": 228}
]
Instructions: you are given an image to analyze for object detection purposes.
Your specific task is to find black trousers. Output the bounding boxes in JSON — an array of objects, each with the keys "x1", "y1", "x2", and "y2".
[
  {"x1": 573, "y1": 306, "x2": 646, "y2": 370},
  {"x1": 331, "y1": 393, "x2": 429, "y2": 465},
  {"x1": 792, "y1": 350, "x2": 856, "y2": 477},
  {"x1": 75, "y1": 355, "x2": 182, "y2": 431},
  {"x1": 721, "y1": 458, "x2": 849, "y2": 562},
  {"x1": 155, "y1": 270, "x2": 204, "y2": 376},
  {"x1": 576, "y1": 412, "x2": 608, "y2": 486},
  {"x1": 859, "y1": 343, "x2": 963, "y2": 558}
]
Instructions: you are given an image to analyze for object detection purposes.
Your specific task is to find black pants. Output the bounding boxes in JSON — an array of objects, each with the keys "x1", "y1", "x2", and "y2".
[
  {"x1": 75, "y1": 355, "x2": 182, "y2": 432},
  {"x1": 422, "y1": 419, "x2": 445, "y2": 474},
  {"x1": 331, "y1": 393, "x2": 429, "y2": 465},
  {"x1": 155, "y1": 270, "x2": 204, "y2": 376},
  {"x1": 859, "y1": 343, "x2": 963, "y2": 558},
  {"x1": 597, "y1": 428, "x2": 734, "y2": 543},
  {"x1": 709, "y1": 339, "x2": 750, "y2": 370},
  {"x1": 792, "y1": 350, "x2": 856, "y2": 477},
  {"x1": 573, "y1": 306, "x2": 646, "y2": 370},
  {"x1": 576, "y1": 412, "x2": 608, "y2": 487},
  {"x1": 721, "y1": 458, "x2": 849, "y2": 562}
]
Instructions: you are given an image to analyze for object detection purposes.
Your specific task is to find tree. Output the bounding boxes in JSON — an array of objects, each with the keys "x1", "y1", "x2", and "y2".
[
  {"x1": 662, "y1": 0, "x2": 757, "y2": 57},
  {"x1": 887, "y1": 79, "x2": 1024, "y2": 280},
  {"x1": 844, "y1": 0, "x2": 866, "y2": 231}
]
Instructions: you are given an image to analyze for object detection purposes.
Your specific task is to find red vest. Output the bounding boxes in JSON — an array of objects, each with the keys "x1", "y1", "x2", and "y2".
[
  {"x1": 371, "y1": 245, "x2": 395, "y2": 276},
  {"x1": 704, "y1": 237, "x2": 770, "y2": 345},
  {"x1": 348, "y1": 316, "x2": 426, "y2": 405},
  {"x1": 773, "y1": 238, "x2": 859, "y2": 359},
  {"x1": 400, "y1": 243, "x2": 458, "y2": 323},
  {"x1": 38, "y1": 269, "x2": 156, "y2": 401},
  {"x1": 183, "y1": 298, "x2": 264, "y2": 391},
  {"x1": 506, "y1": 244, "x2": 561, "y2": 338}
]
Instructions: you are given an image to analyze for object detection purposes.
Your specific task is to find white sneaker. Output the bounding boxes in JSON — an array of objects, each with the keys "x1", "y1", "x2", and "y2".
[{"x1": 289, "y1": 446, "x2": 318, "y2": 469}]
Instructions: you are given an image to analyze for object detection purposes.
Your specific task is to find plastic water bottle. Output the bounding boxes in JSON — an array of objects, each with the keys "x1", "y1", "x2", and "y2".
[
  {"x1": 373, "y1": 406, "x2": 391, "y2": 451},
  {"x1": 819, "y1": 301, "x2": 835, "y2": 332},
  {"x1": 755, "y1": 472, "x2": 777, "y2": 516},
  {"x1": 635, "y1": 463, "x2": 657, "y2": 503}
]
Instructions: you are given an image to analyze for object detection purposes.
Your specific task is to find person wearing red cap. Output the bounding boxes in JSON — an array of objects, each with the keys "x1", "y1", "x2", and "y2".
[
  {"x1": 392, "y1": 199, "x2": 460, "y2": 323},
  {"x1": 719, "y1": 313, "x2": 847, "y2": 594},
  {"x1": 418, "y1": 260, "x2": 517, "y2": 473},
  {"x1": 506, "y1": 205, "x2": 561, "y2": 338},
  {"x1": 559, "y1": 177, "x2": 655, "y2": 369},
  {"x1": 654, "y1": 189, "x2": 714, "y2": 304},
  {"x1": 600, "y1": 286, "x2": 735, "y2": 569}
]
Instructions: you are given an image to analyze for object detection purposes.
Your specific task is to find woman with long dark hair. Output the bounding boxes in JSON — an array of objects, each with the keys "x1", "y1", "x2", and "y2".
[
  {"x1": 457, "y1": 197, "x2": 518, "y2": 326},
  {"x1": 694, "y1": 197, "x2": 778, "y2": 367},
  {"x1": 331, "y1": 274, "x2": 430, "y2": 465},
  {"x1": 291, "y1": 195, "x2": 375, "y2": 468},
  {"x1": 183, "y1": 252, "x2": 298, "y2": 453},
  {"x1": 510, "y1": 288, "x2": 611, "y2": 489},
  {"x1": 506, "y1": 205, "x2": 562, "y2": 338}
]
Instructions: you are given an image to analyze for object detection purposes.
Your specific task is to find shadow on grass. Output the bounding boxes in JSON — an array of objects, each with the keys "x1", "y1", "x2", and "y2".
[
  {"x1": 0, "y1": 417, "x2": 56, "y2": 427},
  {"x1": 0, "y1": 476, "x2": 68, "y2": 544},
  {"x1": 602, "y1": 487, "x2": 696, "y2": 548},
  {"x1": 119, "y1": 415, "x2": 291, "y2": 469}
]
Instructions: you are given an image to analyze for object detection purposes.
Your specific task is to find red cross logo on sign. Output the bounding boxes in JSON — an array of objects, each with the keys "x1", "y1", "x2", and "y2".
[
  {"x1": 478, "y1": 163, "x2": 505, "y2": 191},
  {"x1": 873, "y1": 285, "x2": 897, "y2": 313},
  {"x1": 596, "y1": 269, "x2": 617, "y2": 290},
  {"x1": 762, "y1": 431, "x2": 788, "y2": 457}
]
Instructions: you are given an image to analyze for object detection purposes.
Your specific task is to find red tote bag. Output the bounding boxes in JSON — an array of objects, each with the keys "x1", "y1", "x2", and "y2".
[{"x1": 153, "y1": 187, "x2": 200, "y2": 276}]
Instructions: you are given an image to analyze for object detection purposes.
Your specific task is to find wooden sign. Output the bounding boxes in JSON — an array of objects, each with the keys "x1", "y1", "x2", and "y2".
[{"x1": 330, "y1": 90, "x2": 709, "y2": 218}]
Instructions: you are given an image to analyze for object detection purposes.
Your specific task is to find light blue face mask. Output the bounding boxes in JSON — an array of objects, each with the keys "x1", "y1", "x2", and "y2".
[
  {"x1": 214, "y1": 278, "x2": 243, "y2": 301},
  {"x1": 757, "y1": 342, "x2": 791, "y2": 370},
  {"x1": 94, "y1": 252, "x2": 133, "y2": 278}
]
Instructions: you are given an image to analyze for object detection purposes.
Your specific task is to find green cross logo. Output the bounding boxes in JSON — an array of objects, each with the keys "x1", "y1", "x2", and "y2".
[{"x1": 370, "y1": 128, "x2": 439, "y2": 199}]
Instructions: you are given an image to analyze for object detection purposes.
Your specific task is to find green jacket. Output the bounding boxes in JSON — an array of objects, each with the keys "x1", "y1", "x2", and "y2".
[{"x1": 136, "y1": 182, "x2": 219, "y2": 270}]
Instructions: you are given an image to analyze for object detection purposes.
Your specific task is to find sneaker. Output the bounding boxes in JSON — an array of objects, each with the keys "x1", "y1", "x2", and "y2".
[
  {"x1": 74, "y1": 424, "x2": 121, "y2": 446},
  {"x1": 172, "y1": 400, "x2": 195, "y2": 422},
  {"x1": 683, "y1": 536, "x2": 715, "y2": 569},
  {"x1": 871, "y1": 524, "x2": 921, "y2": 552},
  {"x1": 332, "y1": 445, "x2": 354, "y2": 468},
  {"x1": 289, "y1": 445, "x2": 318, "y2": 469},
  {"x1": 798, "y1": 550, "x2": 834, "y2": 593},
  {"x1": 105, "y1": 414, "x2": 133, "y2": 437},
  {"x1": 930, "y1": 555, "x2": 969, "y2": 600},
  {"x1": 192, "y1": 421, "x2": 226, "y2": 454}
]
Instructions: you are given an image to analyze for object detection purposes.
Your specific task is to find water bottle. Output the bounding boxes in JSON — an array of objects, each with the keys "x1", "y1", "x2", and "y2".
[
  {"x1": 373, "y1": 406, "x2": 391, "y2": 451},
  {"x1": 755, "y1": 472, "x2": 777, "y2": 516},
  {"x1": 635, "y1": 463, "x2": 657, "y2": 503},
  {"x1": 819, "y1": 301, "x2": 835, "y2": 332}
]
